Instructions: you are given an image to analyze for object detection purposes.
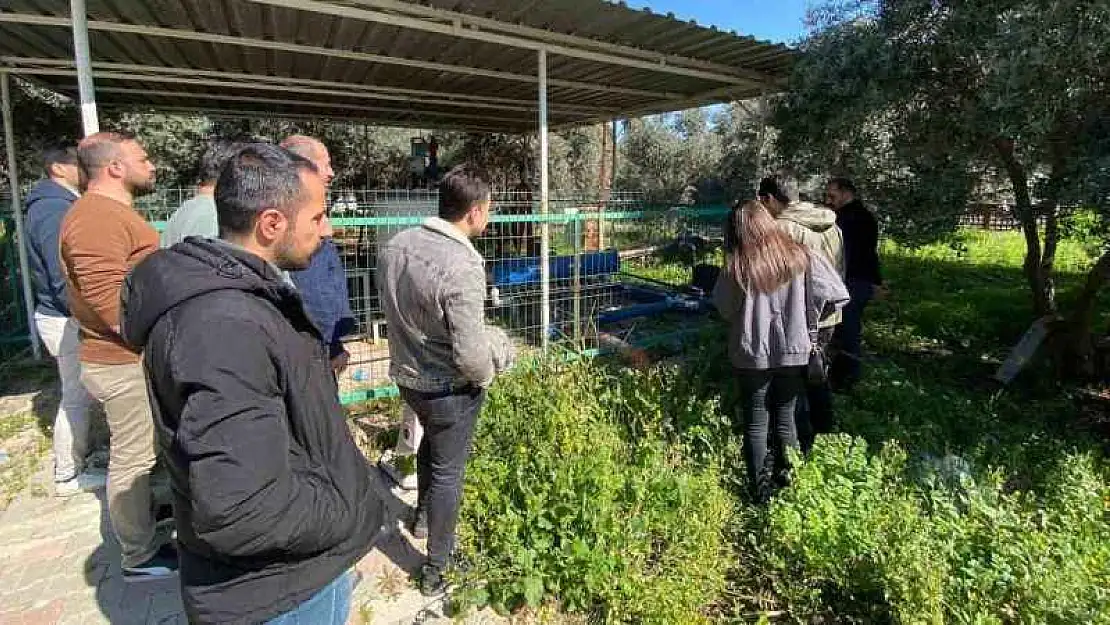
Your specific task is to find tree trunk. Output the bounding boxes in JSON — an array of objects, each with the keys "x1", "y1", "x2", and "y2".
[
  {"x1": 1060, "y1": 249, "x2": 1110, "y2": 378},
  {"x1": 994, "y1": 138, "x2": 1055, "y2": 316},
  {"x1": 586, "y1": 122, "x2": 612, "y2": 251}
]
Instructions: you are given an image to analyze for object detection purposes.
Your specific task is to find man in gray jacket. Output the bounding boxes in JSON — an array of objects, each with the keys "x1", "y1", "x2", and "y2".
[{"x1": 379, "y1": 165, "x2": 513, "y2": 596}]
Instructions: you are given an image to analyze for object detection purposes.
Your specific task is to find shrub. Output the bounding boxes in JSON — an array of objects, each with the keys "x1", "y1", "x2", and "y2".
[
  {"x1": 455, "y1": 359, "x2": 733, "y2": 623},
  {"x1": 754, "y1": 435, "x2": 1110, "y2": 624}
]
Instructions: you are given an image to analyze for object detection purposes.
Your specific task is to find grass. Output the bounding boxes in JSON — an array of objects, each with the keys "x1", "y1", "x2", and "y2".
[
  {"x1": 716, "y1": 230, "x2": 1110, "y2": 621},
  {"x1": 453, "y1": 228, "x2": 1110, "y2": 622},
  {"x1": 0, "y1": 412, "x2": 49, "y2": 508}
]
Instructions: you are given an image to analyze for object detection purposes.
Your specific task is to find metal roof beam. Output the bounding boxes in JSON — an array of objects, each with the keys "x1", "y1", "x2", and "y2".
[
  {"x1": 101, "y1": 103, "x2": 521, "y2": 133},
  {"x1": 4, "y1": 68, "x2": 537, "y2": 125},
  {"x1": 250, "y1": 0, "x2": 765, "y2": 87},
  {"x1": 95, "y1": 87, "x2": 534, "y2": 125},
  {"x1": 0, "y1": 12, "x2": 675, "y2": 99},
  {"x1": 3, "y1": 56, "x2": 613, "y2": 116}
]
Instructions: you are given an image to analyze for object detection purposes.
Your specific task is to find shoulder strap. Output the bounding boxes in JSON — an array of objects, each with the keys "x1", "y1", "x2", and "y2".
[{"x1": 803, "y1": 257, "x2": 820, "y2": 343}]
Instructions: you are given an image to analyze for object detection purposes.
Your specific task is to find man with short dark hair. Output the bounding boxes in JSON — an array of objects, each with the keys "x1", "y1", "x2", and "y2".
[
  {"x1": 121, "y1": 143, "x2": 384, "y2": 625},
  {"x1": 25, "y1": 145, "x2": 102, "y2": 496},
  {"x1": 380, "y1": 164, "x2": 514, "y2": 596},
  {"x1": 280, "y1": 135, "x2": 356, "y2": 373},
  {"x1": 825, "y1": 177, "x2": 882, "y2": 390},
  {"x1": 160, "y1": 139, "x2": 243, "y2": 247},
  {"x1": 59, "y1": 131, "x2": 174, "y2": 579}
]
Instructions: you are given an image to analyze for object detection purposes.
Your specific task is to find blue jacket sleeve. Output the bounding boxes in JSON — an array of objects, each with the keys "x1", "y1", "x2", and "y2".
[
  {"x1": 326, "y1": 241, "x2": 355, "y2": 356},
  {"x1": 31, "y1": 197, "x2": 72, "y2": 314}
]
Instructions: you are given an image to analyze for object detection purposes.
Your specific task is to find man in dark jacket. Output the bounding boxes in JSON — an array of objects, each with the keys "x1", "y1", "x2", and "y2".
[
  {"x1": 25, "y1": 146, "x2": 101, "y2": 496},
  {"x1": 121, "y1": 143, "x2": 384, "y2": 624},
  {"x1": 825, "y1": 177, "x2": 883, "y2": 390}
]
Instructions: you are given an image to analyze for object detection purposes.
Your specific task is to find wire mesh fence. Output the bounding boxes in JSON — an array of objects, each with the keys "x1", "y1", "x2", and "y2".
[
  {"x1": 283, "y1": 189, "x2": 730, "y2": 403},
  {"x1": 3, "y1": 186, "x2": 1033, "y2": 399},
  {"x1": 0, "y1": 215, "x2": 31, "y2": 372}
]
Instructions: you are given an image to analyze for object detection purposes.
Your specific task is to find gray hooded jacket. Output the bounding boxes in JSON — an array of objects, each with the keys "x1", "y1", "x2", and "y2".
[{"x1": 713, "y1": 251, "x2": 849, "y2": 371}]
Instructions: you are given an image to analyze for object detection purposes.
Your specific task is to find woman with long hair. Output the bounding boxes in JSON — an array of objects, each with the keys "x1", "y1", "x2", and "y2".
[{"x1": 713, "y1": 200, "x2": 849, "y2": 502}]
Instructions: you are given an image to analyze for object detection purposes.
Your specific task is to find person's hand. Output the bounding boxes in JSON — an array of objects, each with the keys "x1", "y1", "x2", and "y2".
[{"x1": 331, "y1": 350, "x2": 350, "y2": 375}]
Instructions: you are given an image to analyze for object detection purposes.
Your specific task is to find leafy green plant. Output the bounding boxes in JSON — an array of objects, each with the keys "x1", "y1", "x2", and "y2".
[
  {"x1": 455, "y1": 360, "x2": 733, "y2": 623},
  {"x1": 1060, "y1": 207, "x2": 1110, "y2": 258},
  {"x1": 749, "y1": 435, "x2": 1110, "y2": 624}
]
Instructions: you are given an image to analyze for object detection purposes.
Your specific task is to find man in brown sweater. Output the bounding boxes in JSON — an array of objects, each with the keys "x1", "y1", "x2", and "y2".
[{"x1": 60, "y1": 131, "x2": 178, "y2": 580}]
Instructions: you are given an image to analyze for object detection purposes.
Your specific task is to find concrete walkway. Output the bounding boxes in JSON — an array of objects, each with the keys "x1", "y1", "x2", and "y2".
[
  {"x1": 0, "y1": 455, "x2": 505, "y2": 625},
  {"x1": 0, "y1": 377, "x2": 508, "y2": 625}
]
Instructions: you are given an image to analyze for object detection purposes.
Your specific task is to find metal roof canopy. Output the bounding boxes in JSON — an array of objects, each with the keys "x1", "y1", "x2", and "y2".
[
  {"x1": 0, "y1": 0, "x2": 795, "y2": 355},
  {"x1": 0, "y1": 0, "x2": 794, "y2": 133}
]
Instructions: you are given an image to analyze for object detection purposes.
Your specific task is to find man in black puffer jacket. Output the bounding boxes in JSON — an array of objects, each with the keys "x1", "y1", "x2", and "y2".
[{"x1": 121, "y1": 143, "x2": 384, "y2": 625}]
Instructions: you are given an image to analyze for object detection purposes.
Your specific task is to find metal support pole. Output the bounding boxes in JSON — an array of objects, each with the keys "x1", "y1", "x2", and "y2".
[
  {"x1": 2, "y1": 72, "x2": 42, "y2": 359},
  {"x1": 70, "y1": 0, "x2": 100, "y2": 136},
  {"x1": 572, "y1": 210, "x2": 581, "y2": 343},
  {"x1": 538, "y1": 48, "x2": 551, "y2": 351},
  {"x1": 599, "y1": 118, "x2": 618, "y2": 249}
]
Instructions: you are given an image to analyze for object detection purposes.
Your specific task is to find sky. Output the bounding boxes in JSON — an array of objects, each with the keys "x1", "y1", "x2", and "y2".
[{"x1": 621, "y1": 0, "x2": 811, "y2": 45}]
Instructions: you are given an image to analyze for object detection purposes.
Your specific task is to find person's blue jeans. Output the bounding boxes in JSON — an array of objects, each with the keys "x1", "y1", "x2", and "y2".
[
  {"x1": 265, "y1": 570, "x2": 354, "y2": 625},
  {"x1": 833, "y1": 280, "x2": 876, "y2": 383}
]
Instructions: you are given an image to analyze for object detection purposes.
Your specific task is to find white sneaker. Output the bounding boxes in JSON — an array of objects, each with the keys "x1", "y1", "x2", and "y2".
[
  {"x1": 54, "y1": 470, "x2": 108, "y2": 497},
  {"x1": 378, "y1": 450, "x2": 418, "y2": 490}
]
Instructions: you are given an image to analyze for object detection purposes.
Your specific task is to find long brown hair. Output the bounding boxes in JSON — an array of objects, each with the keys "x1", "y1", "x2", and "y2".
[{"x1": 728, "y1": 200, "x2": 809, "y2": 294}]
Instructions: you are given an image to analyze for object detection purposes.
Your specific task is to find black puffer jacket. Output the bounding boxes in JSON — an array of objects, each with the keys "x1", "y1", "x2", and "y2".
[{"x1": 120, "y1": 238, "x2": 384, "y2": 625}]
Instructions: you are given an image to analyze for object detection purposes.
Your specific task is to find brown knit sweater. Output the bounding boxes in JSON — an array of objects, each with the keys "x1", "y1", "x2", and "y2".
[{"x1": 60, "y1": 192, "x2": 159, "y2": 364}]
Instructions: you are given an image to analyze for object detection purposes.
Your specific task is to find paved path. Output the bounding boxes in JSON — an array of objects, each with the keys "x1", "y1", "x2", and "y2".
[
  {"x1": 0, "y1": 376, "x2": 512, "y2": 625},
  {"x1": 0, "y1": 456, "x2": 503, "y2": 625}
]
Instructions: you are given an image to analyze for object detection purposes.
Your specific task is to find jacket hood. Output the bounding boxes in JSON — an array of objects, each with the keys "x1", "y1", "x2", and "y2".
[
  {"x1": 778, "y1": 201, "x2": 838, "y2": 232},
  {"x1": 121, "y1": 237, "x2": 296, "y2": 350},
  {"x1": 25, "y1": 179, "x2": 77, "y2": 208}
]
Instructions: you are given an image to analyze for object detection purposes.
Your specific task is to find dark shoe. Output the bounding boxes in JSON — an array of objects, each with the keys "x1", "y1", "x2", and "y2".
[
  {"x1": 409, "y1": 508, "x2": 428, "y2": 540},
  {"x1": 122, "y1": 543, "x2": 179, "y2": 582},
  {"x1": 419, "y1": 563, "x2": 446, "y2": 597}
]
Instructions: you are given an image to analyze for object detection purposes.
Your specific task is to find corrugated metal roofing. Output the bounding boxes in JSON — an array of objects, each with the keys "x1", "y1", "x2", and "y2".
[{"x1": 0, "y1": 0, "x2": 796, "y2": 132}]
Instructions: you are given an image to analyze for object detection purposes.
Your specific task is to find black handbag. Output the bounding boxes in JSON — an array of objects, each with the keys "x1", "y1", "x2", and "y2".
[{"x1": 803, "y1": 266, "x2": 828, "y2": 384}]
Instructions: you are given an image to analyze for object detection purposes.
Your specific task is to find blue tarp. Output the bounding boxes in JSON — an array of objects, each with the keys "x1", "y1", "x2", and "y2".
[{"x1": 489, "y1": 250, "x2": 621, "y2": 288}]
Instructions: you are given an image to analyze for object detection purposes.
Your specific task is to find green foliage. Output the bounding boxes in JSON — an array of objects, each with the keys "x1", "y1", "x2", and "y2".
[
  {"x1": 455, "y1": 360, "x2": 733, "y2": 623},
  {"x1": 0, "y1": 79, "x2": 79, "y2": 191},
  {"x1": 778, "y1": 0, "x2": 1110, "y2": 254},
  {"x1": 454, "y1": 231, "x2": 1110, "y2": 623},
  {"x1": 1059, "y1": 207, "x2": 1110, "y2": 258},
  {"x1": 107, "y1": 112, "x2": 212, "y2": 188},
  {"x1": 617, "y1": 108, "x2": 757, "y2": 204},
  {"x1": 754, "y1": 435, "x2": 1110, "y2": 624}
]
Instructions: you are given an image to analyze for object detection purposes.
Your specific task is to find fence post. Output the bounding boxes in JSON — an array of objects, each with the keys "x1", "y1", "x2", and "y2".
[
  {"x1": 570, "y1": 209, "x2": 582, "y2": 343},
  {"x1": 2, "y1": 72, "x2": 41, "y2": 359},
  {"x1": 537, "y1": 48, "x2": 551, "y2": 351}
]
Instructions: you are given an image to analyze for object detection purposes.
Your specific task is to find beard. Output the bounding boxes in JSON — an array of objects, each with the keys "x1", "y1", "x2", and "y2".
[
  {"x1": 128, "y1": 175, "x2": 157, "y2": 197},
  {"x1": 273, "y1": 232, "x2": 319, "y2": 271}
]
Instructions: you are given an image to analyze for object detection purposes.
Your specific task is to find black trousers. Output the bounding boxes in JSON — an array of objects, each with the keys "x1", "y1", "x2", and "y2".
[
  {"x1": 797, "y1": 328, "x2": 836, "y2": 452},
  {"x1": 399, "y1": 385, "x2": 487, "y2": 571},
  {"x1": 736, "y1": 367, "x2": 805, "y2": 502}
]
